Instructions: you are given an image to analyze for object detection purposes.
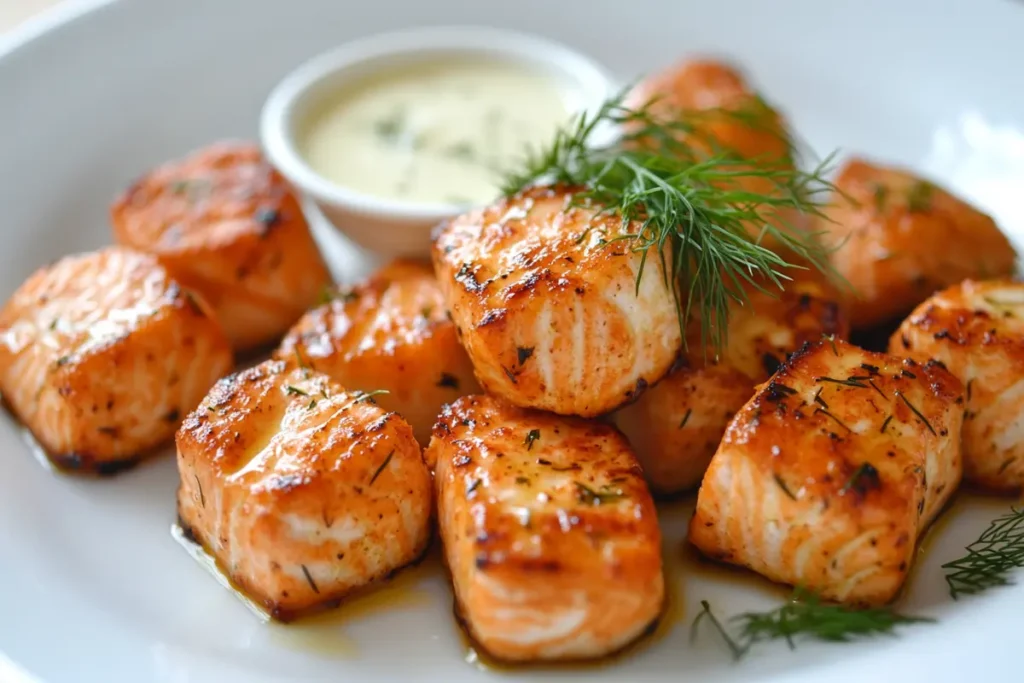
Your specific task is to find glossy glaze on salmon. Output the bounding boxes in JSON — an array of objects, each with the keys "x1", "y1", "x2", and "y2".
[
  {"x1": 0, "y1": 247, "x2": 233, "y2": 472},
  {"x1": 176, "y1": 359, "x2": 432, "y2": 621},
  {"x1": 615, "y1": 271, "x2": 848, "y2": 494},
  {"x1": 276, "y1": 259, "x2": 479, "y2": 444},
  {"x1": 111, "y1": 141, "x2": 331, "y2": 351},
  {"x1": 817, "y1": 157, "x2": 1016, "y2": 329},
  {"x1": 892, "y1": 279, "x2": 1024, "y2": 492},
  {"x1": 427, "y1": 395, "x2": 663, "y2": 661},
  {"x1": 432, "y1": 186, "x2": 681, "y2": 417},
  {"x1": 689, "y1": 339, "x2": 963, "y2": 605}
]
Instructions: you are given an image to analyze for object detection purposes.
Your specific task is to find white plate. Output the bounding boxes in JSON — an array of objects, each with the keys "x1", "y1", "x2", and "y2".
[{"x1": 1, "y1": 1, "x2": 1023, "y2": 681}]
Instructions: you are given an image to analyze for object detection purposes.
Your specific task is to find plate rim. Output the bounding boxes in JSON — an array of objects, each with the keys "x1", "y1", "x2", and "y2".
[
  {"x1": 0, "y1": 2, "x2": 1022, "y2": 683},
  {"x1": 0, "y1": 0, "x2": 115, "y2": 60}
]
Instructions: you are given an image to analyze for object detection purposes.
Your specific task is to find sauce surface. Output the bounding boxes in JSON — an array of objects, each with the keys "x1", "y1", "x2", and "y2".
[{"x1": 301, "y1": 58, "x2": 569, "y2": 206}]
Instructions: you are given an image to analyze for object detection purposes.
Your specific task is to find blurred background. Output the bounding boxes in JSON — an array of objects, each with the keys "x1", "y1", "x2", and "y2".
[{"x1": 1, "y1": 0, "x2": 58, "y2": 32}]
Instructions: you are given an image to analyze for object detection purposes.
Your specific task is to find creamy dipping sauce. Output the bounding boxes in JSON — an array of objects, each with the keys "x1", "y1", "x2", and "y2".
[{"x1": 300, "y1": 58, "x2": 570, "y2": 205}]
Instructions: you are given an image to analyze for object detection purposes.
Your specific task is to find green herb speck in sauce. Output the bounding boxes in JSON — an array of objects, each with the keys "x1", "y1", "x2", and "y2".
[{"x1": 373, "y1": 107, "x2": 407, "y2": 144}]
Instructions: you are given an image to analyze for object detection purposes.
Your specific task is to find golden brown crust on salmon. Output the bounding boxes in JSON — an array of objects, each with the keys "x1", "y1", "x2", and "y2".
[
  {"x1": 176, "y1": 359, "x2": 432, "y2": 621},
  {"x1": 275, "y1": 259, "x2": 479, "y2": 444},
  {"x1": 614, "y1": 365, "x2": 751, "y2": 496},
  {"x1": 707, "y1": 272, "x2": 848, "y2": 380},
  {"x1": 615, "y1": 272, "x2": 849, "y2": 494},
  {"x1": 891, "y1": 279, "x2": 1024, "y2": 492},
  {"x1": 431, "y1": 186, "x2": 681, "y2": 418},
  {"x1": 111, "y1": 141, "x2": 331, "y2": 351},
  {"x1": 427, "y1": 394, "x2": 663, "y2": 661},
  {"x1": 818, "y1": 157, "x2": 1016, "y2": 329},
  {"x1": 0, "y1": 247, "x2": 232, "y2": 472},
  {"x1": 689, "y1": 338, "x2": 963, "y2": 605}
]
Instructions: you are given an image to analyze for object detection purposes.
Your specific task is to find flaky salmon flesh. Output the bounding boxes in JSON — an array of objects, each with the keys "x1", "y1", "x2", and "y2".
[
  {"x1": 177, "y1": 359, "x2": 432, "y2": 621},
  {"x1": 690, "y1": 338, "x2": 963, "y2": 606},
  {"x1": 427, "y1": 394, "x2": 663, "y2": 662},
  {"x1": 0, "y1": 246, "x2": 232, "y2": 472},
  {"x1": 893, "y1": 279, "x2": 1024, "y2": 493},
  {"x1": 817, "y1": 158, "x2": 1016, "y2": 329},
  {"x1": 615, "y1": 270, "x2": 848, "y2": 495},
  {"x1": 432, "y1": 186, "x2": 680, "y2": 418},
  {"x1": 276, "y1": 259, "x2": 479, "y2": 445},
  {"x1": 111, "y1": 141, "x2": 331, "y2": 352}
]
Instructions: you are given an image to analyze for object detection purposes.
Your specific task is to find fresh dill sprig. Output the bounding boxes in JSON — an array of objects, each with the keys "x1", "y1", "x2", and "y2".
[
  {"x1": 501, "y1": 92, "x2": 842, "y2": 353},
  {"x1": 692, "y1": 600, "x2": 746, "y2": 659},
  {"x1": 692, "y1": 590, "x2": 932, "y2": 659},
  {"x1": 943, "y1": 507, "x2": 1024, "y2": 599},
  {"x1": 734, "y1": 591, "x2": 932, "y2": 648}
]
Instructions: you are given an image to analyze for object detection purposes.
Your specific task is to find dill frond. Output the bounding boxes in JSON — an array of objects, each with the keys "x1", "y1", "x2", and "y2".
[
  {"x1": 693, "y1": 589, "x2": 932, "y2": 659},
  {"x1": 501, "y1": 92, "x2": 842, "y2": 355},
  {"x1": 943, "y1": 507, "x2": 1024, "y2": 598}
]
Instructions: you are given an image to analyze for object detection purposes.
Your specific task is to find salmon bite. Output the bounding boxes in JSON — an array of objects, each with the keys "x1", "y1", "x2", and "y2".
[
  {"x1": 0, "y1": 247, "x2": 233, "y2": 472},
  {"x1": 176, "y1": 359, "x2": 432, "y2": 620},
  {"x1": 276, "y1": 259, "x2": 480, "y2": 445},
  {"x1": 427, "y1": 394, "x2": 664, "y2": 661},
  {"x1": 431, "y1": 186, "x2": 681, "y2": 418},
  {"x1": 111, "y1": 142, "x2": 331, "y2": 352},
  {"x1": 690, "y1": 339, "x2": 964, "y2": 606}
]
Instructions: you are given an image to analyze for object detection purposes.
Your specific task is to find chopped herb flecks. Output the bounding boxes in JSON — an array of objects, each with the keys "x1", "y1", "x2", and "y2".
[
  {"x1": 816, "y1": 376, "x2": 868, "y2": 389},
  {"x1": 301, "y1": 564, "x2": 320, "y2": 594},
  {"x1": 880, "y1": 414, "x2": 893, "y2": 434},
  {"x1": 813, "y1": 387, "x2": 828, "y2": 408},
  {"x1": 443, "y1": 141, "x2": 477, "y2": 162},
  {"x1": 773, "y1": 473, "x2": 797, "y2": 500},
  {"x1": 896, "y1": 391, "x2": 936, "y2": 435},
  {"x1": 437, "y1": 373, "x2": 460, "y2": 389},
  {"x1": 374, "y1": 107, "x2": 408, "y2": 144},
  {"x1": 814, "y1": 407, "x2": 852, "y2": 432},
  {"x1": 872, "y1": 184, "x2": 889, "y2": 212},
  {"x1": 906, "y1": 181, "x2": 934, "y2": 213},
  {"x1": 574, "y1": 481, "x2": 625, "y2": 505},
  {"x1": 294, "y1": 346, "x2": 310, "y2": 371},
  {"x1": 516, "y1": 346, "x2": 535, "y2": 365},
  {"x1": 369, "y1": 450, "x2": 395, "y2": 486},
  {"x1": 351, "y1": 389, "x2": 387, "y2": 405},
  {"x1": 866, "y1": 379, "x2": 886, "y2": 400},
  {"x1": 318, "y1": 286, "x2": 358, "y2": 306},
  {"x1": 194, "y1": 474, "x2": 205, "y2": 508},
  {"x1": 823, "y1": 334, "x2": 839, "y2": 356},
  {"x1": 841, "y1": 462, "x2": 881, "y2": 496}
]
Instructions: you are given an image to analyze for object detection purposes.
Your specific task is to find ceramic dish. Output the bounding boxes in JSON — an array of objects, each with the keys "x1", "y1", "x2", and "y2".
[
  {"x1": 260, "y1": 26, "x2": 615, "y2": 258},
  {"x1": 0, "y1": 1, "x2": 1022, "y2": 682}
]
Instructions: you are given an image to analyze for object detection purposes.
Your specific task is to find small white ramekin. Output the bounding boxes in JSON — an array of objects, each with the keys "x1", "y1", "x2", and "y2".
[{"x1": 260, "y1": 26, "x2": 615, "y2": 259}]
